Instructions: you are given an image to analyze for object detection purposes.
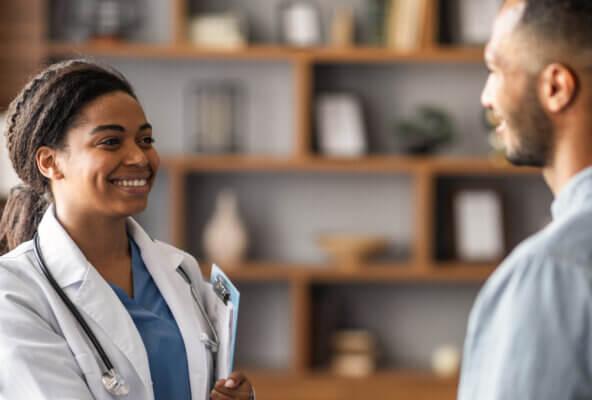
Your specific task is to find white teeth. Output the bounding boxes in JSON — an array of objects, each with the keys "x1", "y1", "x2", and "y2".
[{"x1": 112, "y1": 179, "x2": 147, "y2": 187}]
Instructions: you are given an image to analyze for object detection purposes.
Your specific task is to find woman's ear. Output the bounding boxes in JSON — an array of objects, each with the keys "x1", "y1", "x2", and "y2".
[
  {"x1": 539, "y1": 63, "x2": 578, "y2": 113},
  {"x1": 36, "y1": 146, "x2": 64, "y2": 180}
]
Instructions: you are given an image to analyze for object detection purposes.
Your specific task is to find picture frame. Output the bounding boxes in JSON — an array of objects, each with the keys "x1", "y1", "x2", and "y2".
[
  {"x1": 183, "y1": 81, "x2": 245, "y2": 154},
  {"x1": 452, "y1": 188, "x2": 506, "y2": 262},
  {"x1": 315, "y1": 93, "x2": 367, "y2": 157}
]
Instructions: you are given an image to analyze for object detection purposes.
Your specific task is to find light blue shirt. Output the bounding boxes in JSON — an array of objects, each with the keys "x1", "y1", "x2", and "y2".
[
  {"x1": 110, "y1": 238, "x2": 191, "y2": 400},
  {"x1": 458, "y1": 167, "x2": 592, "y2": 399}
]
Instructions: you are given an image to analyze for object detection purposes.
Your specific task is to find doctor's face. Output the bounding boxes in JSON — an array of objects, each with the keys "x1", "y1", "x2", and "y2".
[{"x1": 53, "y1": 91, "x2": 160, "y2": 218}]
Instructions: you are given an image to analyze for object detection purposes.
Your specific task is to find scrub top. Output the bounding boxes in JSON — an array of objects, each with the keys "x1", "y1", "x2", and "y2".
[{"x1": 109, "y1": 238, "x2": 192, "y2": 400}]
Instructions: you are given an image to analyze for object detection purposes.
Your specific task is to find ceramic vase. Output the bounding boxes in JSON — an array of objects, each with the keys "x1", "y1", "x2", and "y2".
[{"x1": 202, "y1": 189, "x2": 248, "y2": 267}]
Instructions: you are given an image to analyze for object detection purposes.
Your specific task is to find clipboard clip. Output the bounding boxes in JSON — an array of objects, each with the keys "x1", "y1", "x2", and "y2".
[{"x1": 213, "y1": 275, "x2": 231, "y2": 305}]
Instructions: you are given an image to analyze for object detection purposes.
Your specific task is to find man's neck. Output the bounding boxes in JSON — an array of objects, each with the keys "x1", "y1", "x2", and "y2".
[{"x1": 543, "y1": 133, "x2": 592, "y2": 196}]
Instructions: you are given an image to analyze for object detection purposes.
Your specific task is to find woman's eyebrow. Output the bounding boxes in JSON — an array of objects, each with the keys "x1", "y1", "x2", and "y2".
[
  {"x1": 139, "y1": 123, "x2": 152, "y2": 131},
  {"x1": 89, "y1": 123, "x2": 152, "y2": 135},
  {"x1": 89, "y1": 124, "x2": 125, "y2": 135}
]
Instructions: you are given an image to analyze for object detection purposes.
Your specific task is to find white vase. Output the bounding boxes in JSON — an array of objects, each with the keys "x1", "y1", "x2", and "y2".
[{"x1": 202, "y1": 189, "x2": 248, "y2": 267}]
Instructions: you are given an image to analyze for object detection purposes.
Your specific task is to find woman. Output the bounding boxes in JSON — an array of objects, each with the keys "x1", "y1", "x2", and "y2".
[{"x1": 0, "y1": 59, "x2": 254, "y2": 400}]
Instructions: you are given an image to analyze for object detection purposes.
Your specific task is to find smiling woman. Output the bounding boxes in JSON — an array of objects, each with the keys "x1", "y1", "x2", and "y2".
[{"x1": 0, "y1": 60, "x2": 254, "y2": 400}]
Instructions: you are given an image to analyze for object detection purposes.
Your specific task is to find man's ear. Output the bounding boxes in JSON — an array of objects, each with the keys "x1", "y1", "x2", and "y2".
[
  {"x1": 36, "y1": 146, "x2": 64, "y2": 180},
  {"x1": 540, "y1": 63, "x2": 578, "y2": 113}
]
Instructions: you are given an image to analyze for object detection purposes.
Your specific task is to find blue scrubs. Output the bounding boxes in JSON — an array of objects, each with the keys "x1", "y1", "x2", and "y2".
[{"x1": 109, "y1": 238, "x2": 192, "y2": 400}]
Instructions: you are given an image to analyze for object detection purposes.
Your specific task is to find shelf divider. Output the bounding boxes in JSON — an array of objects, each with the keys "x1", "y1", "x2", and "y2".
[
  {"x1": 414, "y1": 165, "x2": 435, "y2": 272},
  {"x1": 294, "y1": 56, "x2": 314, "y2": 159},
  {"x1": 292, "y1": 278, "x2": 312, "y2": 373},
  {"x1": 168, "y1": 166, "x2": 187, "y2": 250}
]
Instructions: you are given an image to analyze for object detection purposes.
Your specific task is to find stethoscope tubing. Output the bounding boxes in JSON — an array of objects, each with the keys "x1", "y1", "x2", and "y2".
[{"x1": 33, "y1": 233, "x2": 115, "y2": 372}]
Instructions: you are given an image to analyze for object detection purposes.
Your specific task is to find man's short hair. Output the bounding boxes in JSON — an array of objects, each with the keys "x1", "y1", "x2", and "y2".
[{"x1": 518, "y1": 0, "x2": 592, "y2": 51}]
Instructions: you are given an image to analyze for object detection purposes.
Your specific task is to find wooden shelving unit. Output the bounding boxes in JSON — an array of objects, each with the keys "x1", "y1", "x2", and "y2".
[
  {"x1": 24, "y1": 1, "x2": 544, "y2": 399},
  {"x1": 243, "y1": 369, "x2": 459, "y2": 400},
  {"x1": 200, "y1": 262, "x2": 496, "y2": 283},
  {"x1": 47, "y1": 42, "x2": 485, "y2": 64}
]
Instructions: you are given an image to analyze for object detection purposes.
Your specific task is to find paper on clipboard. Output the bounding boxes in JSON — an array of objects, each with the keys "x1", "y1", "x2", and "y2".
[{"x1": 202, "y1": 264, "x2": 240, "y2": 380}]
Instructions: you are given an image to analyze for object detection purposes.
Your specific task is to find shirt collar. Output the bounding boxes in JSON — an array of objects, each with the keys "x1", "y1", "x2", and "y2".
[{"x1": 551, "y1": 166, "x2": 592, "y2": 220}]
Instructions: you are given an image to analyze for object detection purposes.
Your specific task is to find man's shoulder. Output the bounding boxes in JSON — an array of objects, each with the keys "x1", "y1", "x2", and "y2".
[{"x1": 504, "y1": 209, "x2": 592, "y2": 275}]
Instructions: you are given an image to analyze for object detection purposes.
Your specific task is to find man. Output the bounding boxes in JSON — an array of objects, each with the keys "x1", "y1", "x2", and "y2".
[{"x1": 458, "y1": 0, "x2": 592, "y2": 398}]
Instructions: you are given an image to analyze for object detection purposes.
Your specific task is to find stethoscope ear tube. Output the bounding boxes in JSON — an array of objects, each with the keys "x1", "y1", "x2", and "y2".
[{"x1": 33, "y1": 233, "x2": 129, "y2": 396}]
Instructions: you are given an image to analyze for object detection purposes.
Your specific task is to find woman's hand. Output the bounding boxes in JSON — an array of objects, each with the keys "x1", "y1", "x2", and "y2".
[{"x1": 210, "y1": 371, "x2": 254, "y2": 400}]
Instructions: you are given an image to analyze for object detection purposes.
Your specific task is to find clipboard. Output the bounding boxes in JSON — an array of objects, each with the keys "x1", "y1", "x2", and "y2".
[{"x1": 203, "y1": 264, "x2": 240, "y2": 380}]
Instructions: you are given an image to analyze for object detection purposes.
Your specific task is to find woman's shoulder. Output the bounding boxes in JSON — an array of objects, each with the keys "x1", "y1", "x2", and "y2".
[
  {"x1": 0, "y1": 240, "x2": 54, "y2": 317},
  {"x1": 0, "y1": 240, "x2": 38, "y2": 280}
]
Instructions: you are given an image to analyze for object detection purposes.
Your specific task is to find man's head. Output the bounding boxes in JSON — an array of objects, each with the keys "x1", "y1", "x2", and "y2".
[{"x1": 482, "y1": 0, "x2": 592, "y2": 167}]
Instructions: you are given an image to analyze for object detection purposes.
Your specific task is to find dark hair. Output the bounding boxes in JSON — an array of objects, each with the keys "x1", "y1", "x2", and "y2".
[
  {"x1": 518, "y1": 0, "x2": 592, "y2": 59},
  {"x1": 0, "y1": 59, "x2": 136, "y2": 255}
]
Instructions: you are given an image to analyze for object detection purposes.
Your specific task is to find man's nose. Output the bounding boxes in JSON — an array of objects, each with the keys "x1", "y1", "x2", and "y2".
[{"x1": 481, "y1": 75, "x2": 494, "y2": 109}]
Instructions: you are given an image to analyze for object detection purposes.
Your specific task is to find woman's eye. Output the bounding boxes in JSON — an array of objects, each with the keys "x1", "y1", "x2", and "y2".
[
  {"x1": 141, "y1": 136, "x2": 155, "y2": 145},
  {"x1": 100, "y1": 138, "x2": 120, "y2": 146}
]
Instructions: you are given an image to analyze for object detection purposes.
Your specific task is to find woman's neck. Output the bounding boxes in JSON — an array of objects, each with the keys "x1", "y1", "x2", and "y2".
[{"x1": 54, "y1": 203, "x2": 129, "y2": 265}]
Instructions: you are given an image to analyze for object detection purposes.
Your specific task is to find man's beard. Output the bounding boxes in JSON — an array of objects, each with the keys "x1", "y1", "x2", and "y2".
[{"x1": 504, "y1": 82, "x2": 554, "y2": 167}]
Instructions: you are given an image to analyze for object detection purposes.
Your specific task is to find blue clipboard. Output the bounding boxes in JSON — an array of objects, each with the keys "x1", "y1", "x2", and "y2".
[{"x1": 210, "y1": 264, "x2": 240, "y2": 374}]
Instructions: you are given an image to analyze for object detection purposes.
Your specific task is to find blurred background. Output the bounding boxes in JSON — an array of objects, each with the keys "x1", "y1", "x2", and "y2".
[{"x1": 0, "y1": 0, "x2": 552, "y2": 399}]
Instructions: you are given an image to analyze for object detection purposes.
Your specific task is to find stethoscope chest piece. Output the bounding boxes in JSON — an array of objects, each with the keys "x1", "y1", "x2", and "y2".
[{"x1": 102, "y1": 368, "x2": 130, "y2": 396}]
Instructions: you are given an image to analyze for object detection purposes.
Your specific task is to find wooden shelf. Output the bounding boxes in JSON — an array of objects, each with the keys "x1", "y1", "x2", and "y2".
[
  {"x1": 161, "y1": 154, "x2": 539, "y2": 175},
  {"x1": 200, "y1": 261, "x2": 495, "y2": 283},
  {"x1": 162, "y1": 154, "x2": 421, "y2": 173},
  {"x1": 47, "y1": 42, "x2": 484, "y2": 64},
  {"x1": 47, "y1": 42, "x2": 298, "y2": 61},
  {"x1": 309, "y1": 46, "x2": 484, "y2": 64},
  {"x1": 244, "y1": 369, "x2": 458, "y2": 400}
]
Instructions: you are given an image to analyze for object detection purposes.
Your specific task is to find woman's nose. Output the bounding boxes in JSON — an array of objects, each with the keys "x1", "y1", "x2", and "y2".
[{"x1": 124, "y1": 142, "x2": 149, "y2": 166}]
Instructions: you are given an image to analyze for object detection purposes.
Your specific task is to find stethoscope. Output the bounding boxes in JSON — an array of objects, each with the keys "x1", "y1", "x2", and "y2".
[{"x1": 32, "y1": 233, "x2": 219, "y2": 397}]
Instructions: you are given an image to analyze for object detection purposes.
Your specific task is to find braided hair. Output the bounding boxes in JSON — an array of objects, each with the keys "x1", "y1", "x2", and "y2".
[{"x1": 0, "y1": 59, "x2": 136, "y2": 255}]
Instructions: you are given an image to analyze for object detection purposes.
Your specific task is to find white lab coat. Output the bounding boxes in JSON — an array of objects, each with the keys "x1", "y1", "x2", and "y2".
[{"x1": 0, "y1": 205, "x2": 213, "y2": 399}]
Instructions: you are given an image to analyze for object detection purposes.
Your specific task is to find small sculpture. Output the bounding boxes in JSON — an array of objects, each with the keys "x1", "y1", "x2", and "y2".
[{"x1": 203, "y1": 189, "x2": 248, "y2": 267}]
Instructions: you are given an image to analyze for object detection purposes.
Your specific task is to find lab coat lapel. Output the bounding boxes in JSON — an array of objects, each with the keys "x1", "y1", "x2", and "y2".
[
  {"x1": 73, "y1": 267, "x2": 153, "y2": 391},
  {"x1": 127, "y1": 218, "x2": 211, "y2": 400},
  {"x1": 36, "y1": 206, "x2": 153, "y2": 393}
]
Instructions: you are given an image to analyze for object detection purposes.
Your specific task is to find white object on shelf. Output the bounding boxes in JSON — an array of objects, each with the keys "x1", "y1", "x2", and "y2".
[
  {"x1": 316, "y1": 94, "x2": 367, "y2": 157},
  {"x1": 431, "y1": 345, "x2": 461, "y2": 378},
  {"x1": 189, "y1": 13, "x2": 247, "y2": 49},
  {"x1": 0, "y1": 114, "x2": 21, "y2": 198},
  {"x1": 203, "y1": 189, "x2": 248, "y2": 267},
  {"x1": 454, "y1": 189, "x2": 504, "y2": 262},
  {"x1": 457, "y1": 0, "x2": 499, "y2": 44},
  {"x1": 281, "y1": 1, "x2": 321, "y2": 47}
]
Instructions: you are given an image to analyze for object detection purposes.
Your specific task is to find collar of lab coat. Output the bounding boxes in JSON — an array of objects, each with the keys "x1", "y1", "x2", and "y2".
[{"x1": 36, "y1": 204, "x2": 184, "y2": 289}]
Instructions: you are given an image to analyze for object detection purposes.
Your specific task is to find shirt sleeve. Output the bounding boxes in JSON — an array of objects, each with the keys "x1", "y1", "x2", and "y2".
[
  {"x1": 459, "y1": 253, "x2": 592, "y2": 400},
  {"x1": 0, "y1": 266, "x2": 95, "y2": 400}
]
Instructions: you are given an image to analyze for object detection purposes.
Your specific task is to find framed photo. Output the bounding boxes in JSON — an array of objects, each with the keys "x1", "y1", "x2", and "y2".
[
  {"x1": 453, "y1": 188, "x2": 506, "y2": 262},
  {"x1": 278, "y1": 1, "x2": 322, "y2": 47}
]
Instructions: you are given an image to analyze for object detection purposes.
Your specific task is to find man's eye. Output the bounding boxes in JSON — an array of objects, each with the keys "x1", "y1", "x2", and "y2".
[{"x1": 142, "y1": 137, "x2": 155, "y2": 145}]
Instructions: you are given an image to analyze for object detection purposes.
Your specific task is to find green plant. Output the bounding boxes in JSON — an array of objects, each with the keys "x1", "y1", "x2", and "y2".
[{"x1": 393, "y1": 105, "x2": 456, "y2": 154}]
